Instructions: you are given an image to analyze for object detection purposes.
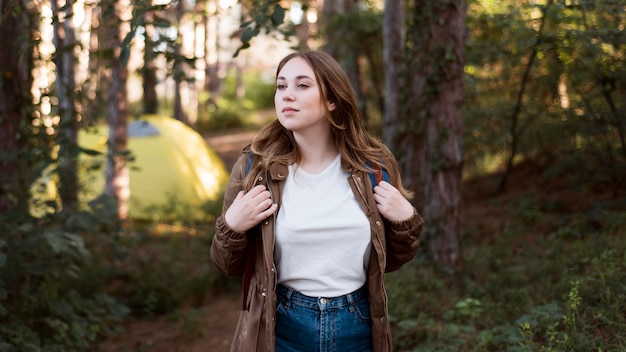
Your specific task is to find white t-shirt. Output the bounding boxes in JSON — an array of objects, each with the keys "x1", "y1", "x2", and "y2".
[{"x1": 275, "y1": 154, "x2": 372, "y2": 297}]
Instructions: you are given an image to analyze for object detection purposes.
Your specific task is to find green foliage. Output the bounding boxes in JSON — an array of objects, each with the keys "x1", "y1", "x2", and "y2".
[
  {"x1": 102, "y1": 223, "x2": 236, "y2": 318},
  {"x1": 196, "y1": 68, "x2": 276, "y2": 133},
  {"x1": 323, "y1": 4, "x2": 385, "y2": 127},
  {"x1": 0, "y1": 210, "x2": 128, "y2": 351},
  {"x1": 463, "y1": 0, "x2": 626, "y2": 183},
  {"x1": 234, "y1": 0, "x2": 293, "y2": 57},
  {"x1": 387, "y1": 197, "x2": 626, "y2": 351}
]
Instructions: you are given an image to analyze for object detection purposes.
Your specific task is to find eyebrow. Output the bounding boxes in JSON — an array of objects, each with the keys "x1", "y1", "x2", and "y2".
[{"x1": 276, "y1": 75, "x2": 314, "y2": 81}]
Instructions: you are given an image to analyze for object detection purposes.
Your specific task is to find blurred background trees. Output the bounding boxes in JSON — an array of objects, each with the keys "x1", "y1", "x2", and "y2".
[{"x1": 1, "y1": 0, "x2": 624, "y2": 350}]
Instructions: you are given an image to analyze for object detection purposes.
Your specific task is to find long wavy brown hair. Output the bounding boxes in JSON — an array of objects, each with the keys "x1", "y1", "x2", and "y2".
[{"x1": 244, "y1": 50, "x2": 412, "y2": 198}]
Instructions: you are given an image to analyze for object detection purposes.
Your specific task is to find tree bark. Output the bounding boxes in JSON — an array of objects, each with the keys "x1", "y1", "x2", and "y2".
[
  {"x1": 51, "y1": 0, "x2": 80, "y2": 212},
  {"x1": 296, "y1": 0, "x2": 311, "y2": 49},
  {"x1": 404, "y1": 0, "x2": 432, "y2": 207},
  {"x1": 104, "y1": 0, "x2": 131, "y2": 220},
  {"x1": 87, "y1": 5, "x2": 109, "y2": 120},
  {"x1": 321, "y1": 0, "x2": 337, "y2": 56},
  {"x1": 416, "y1": 0, "x2": 465, "y2": 272},
  {"x1": 382, "y1": 0, "x2": 405, "y2": 149},
  {"x1": 173, "y1": 0, "x2": 189, "y2": 124},
  {"x1": 142, "y1": 12, "x2": 159, "y2": 115},
  {"x1": 204, "y1": 0, "x2": 220, "y2": 97},
  {"x1": 0, "y1": 2, "x2": 31, "y2": 213}
]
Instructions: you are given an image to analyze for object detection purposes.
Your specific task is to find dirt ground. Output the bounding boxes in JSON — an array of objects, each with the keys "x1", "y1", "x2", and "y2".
[{"x1": 98, "y1": 130, "x2": 257, "y2": 352}]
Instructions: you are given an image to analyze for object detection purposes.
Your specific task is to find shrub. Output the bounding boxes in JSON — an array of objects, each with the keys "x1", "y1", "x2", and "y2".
[
  {"x1": 0, "y1": 209, "x2": 128, "y2": 351},
  {"x1": 387, "y1": 204, "x2": 626, "y2": 351}
]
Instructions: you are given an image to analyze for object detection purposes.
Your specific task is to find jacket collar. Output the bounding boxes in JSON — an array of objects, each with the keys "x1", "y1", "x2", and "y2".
[
  {"x1": 267, "y1": 157, "x2": 357, "y2": 180},
  {"x1": 268, "y1": 162, "x2": 288, "y2": 181}
]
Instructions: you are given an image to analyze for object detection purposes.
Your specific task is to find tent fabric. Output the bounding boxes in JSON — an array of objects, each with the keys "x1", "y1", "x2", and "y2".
[
  {"x1": 33, "y1": 115, "x2": 229, "y2": 221},
  {"x1": 127, "y1": 120, "x2": 161, "y2": 137}
]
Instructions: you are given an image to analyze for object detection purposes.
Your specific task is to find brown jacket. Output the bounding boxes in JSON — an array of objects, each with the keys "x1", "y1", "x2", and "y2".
[{"x1": 210, "y1": 152, "x2": 423, "y2": 352}]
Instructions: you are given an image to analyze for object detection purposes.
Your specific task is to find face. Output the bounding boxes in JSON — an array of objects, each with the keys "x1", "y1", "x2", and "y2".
[{"x1": 274, "y1": 57, "x2": 335, "y2": 135}]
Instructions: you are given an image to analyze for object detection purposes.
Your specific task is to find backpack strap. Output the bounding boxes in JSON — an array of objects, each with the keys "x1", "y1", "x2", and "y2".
[
  {"x1": 245, "y1": 152, "x2": 253, "y2": 176},
  {"x1": 368, "y1": 162, "x2": 389, "y2": 188}
]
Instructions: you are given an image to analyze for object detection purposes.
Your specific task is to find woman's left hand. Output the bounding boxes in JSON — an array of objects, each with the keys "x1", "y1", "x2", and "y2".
[{"x1": 373, "y1": 181, "x2": 415, "y2": 222}]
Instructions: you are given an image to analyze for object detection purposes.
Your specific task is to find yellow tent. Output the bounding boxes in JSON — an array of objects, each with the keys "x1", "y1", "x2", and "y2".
[{"x1": 32, "y1": 115, "x2": 229, "y2": 221}]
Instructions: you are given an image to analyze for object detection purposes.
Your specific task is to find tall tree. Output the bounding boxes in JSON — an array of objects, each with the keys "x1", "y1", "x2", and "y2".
[
  {"x1": 295, "y1": 0, "x2": 311, "y2": 49},
  {"x1": 51, "y1": 0, "x2": 80, "y2": 212},
  {"x1": 322, "y1": 0, "x2": 365, "y2": 117},
  {"x1": 384, "y1": 0, "x2": 465, "y2": 271},
  {"x1": 204, "y1": 0, "x2": 220, "y2": 99},
  {"x1": 382, "y1": 0, "x2": 406, "y2": 154},
  {"x1": 142, "y1": 11, "x2": 159, "y2": 115},
  {"x1": 86, "y1": 5, "x2": 109, "y2": 121},
  {"x1": 0, "y1": 2, "x2": 35, "y2": 213},
  {"x1": 103, "y1": 0, "x2": 132, "y2": 220},
  {"x1": 413, "y1": 0, "x2": 465, "y2": 271},
  {"x1": 173, "y1": 0, "x2": 189, "y2": 124}
]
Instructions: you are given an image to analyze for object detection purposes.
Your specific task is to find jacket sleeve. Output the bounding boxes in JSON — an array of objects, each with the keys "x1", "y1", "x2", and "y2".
[
  {"x1": 384, "y1": 209, "x2": 423, "y2": 273},
  {"x1": 210, "y1": 154, "x2": 249, "y2": 278},
  {"x1": 380, "y1": 153, "x2": 424, "y2": 273}
]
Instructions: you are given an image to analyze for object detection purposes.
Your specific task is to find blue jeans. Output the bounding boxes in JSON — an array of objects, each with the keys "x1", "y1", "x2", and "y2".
[{"x1": 275, "y1": 284, "x2": 373, "y2": 352}]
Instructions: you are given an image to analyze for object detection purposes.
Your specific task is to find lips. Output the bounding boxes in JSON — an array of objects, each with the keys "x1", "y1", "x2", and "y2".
[{"x1": 282, "y1": 107, "x2": 298, "y2": 113}]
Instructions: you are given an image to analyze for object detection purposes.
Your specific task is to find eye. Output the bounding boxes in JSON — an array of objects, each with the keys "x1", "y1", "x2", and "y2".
[
  {"x1": 276, "y1": 84, "x2": 286, "y2": 90},
  {"x1": 297, "y1": 83, "x2": 309, "y2": 88}
]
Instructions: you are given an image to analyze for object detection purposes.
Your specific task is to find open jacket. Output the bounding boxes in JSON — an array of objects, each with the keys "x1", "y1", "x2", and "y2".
[{"x1": 210, "y1": 152, "x2": 424, "y2": 352}]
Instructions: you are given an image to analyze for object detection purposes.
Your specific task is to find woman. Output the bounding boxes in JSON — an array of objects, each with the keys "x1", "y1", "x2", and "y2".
[{"x1": 210, "y1": 50, "x2": 423, "y2": 352}]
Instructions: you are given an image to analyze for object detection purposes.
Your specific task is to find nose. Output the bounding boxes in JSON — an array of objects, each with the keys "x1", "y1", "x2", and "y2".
[{"x1": 282, "y1": 91, "x2": 294, "y2": 101}]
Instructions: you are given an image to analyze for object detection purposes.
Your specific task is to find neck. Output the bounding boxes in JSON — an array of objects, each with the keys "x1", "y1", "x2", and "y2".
[{"x1": 294, "y1": 131, "x2": 338, "y2": 174}]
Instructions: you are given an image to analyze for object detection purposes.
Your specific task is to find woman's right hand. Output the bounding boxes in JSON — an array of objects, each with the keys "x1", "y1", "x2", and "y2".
[{"x1": 224, "y1": 185, "x2": 278, "y2": 233}]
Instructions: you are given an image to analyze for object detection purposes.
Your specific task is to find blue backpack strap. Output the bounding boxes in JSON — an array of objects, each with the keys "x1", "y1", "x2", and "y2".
[
  {"x1": 367, "y1": 161, "x2": 389, "y2": 189},
  {"x1": 245, "y1": 152, "x2": 253, "y2": 176}
]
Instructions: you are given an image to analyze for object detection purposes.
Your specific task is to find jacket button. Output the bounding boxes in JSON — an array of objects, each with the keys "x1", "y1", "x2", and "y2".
[
  {"x1": 376, "y1": 220, "x2": 381, "y2": 226},
  {"x1": 264, "y1": 220, "x2": 269, "y2": 225},
  {"x1": 258, "y1": 176, "x2": 264, "y2": 181},
  {"x1": 278, "y1": 173, "x2": 284, "y2": 178}
]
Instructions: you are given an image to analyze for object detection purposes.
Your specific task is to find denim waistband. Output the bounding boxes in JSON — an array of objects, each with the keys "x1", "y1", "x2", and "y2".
[{"x1": 276, "y1": 284, "x2": 368, "y2": 310}]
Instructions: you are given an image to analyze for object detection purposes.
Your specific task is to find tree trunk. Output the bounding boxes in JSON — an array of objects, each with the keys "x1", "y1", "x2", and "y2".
[
  {"x1": 415, "y1": 0, "x2": 465, "y2": 272},
  {"x1": 173, "y1": 0, "x2": 189, "y2": 124},
  {"x1": 51, "y1": 0, "x2": 79, "y2": 212},
  {"x1": 204, "y1": 0, "x2": 220, "y2": 98},
  {"x1": 404, "y1": 1, "x2": 428, "y2": 206},
  {"x1": 142, "y1": 12, "x2": 158, "y2": 115},
  {"x1": 104, "y1": 0, "x2": 131, "y2": 220},
  {"x1": 88, "y1": 5, "x2": 110, "y2": 122},
  {"x1": 381, "y1": 0, "x2": 405, "y2": 150},
  {"x1": 340, "y1": 0, "x2": 364, "y2": 119},
  {"x1": 0, "y1": 2, "x2": 33, "y2": 213},
  {"x1": 321, "y1": 0, "x2": 337, "y2": 56},
  {"x1": 296, "y1": 0, "x2": 311, "y2": 49}
]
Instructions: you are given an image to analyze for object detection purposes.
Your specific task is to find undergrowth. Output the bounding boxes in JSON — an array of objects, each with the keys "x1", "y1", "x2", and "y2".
[{"x1": 387, "y1": 194, "x2": 626, "y2": 352}]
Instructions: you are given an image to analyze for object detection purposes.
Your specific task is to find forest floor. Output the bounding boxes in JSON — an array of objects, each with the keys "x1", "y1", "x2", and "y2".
[{"x1": 98, "y1": 130, "x2": 256, "y2": 352}]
